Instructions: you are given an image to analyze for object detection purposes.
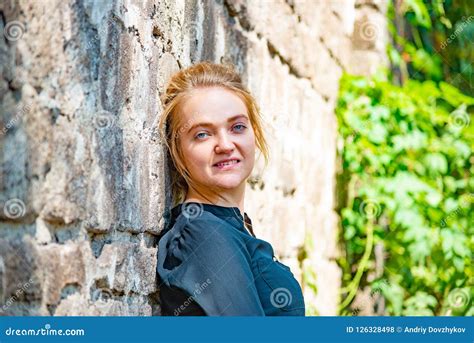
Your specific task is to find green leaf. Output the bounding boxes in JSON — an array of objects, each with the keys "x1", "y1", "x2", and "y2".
[
  {"x1": 440, "y1": 83, "x2": 474, "y2": 106},
  {"x1": 424, "y1": 153, "x2": 448, "y2": 174},
  {"x1": 368, "y1": 123, "x2": 388, "y2": 144},
  {"x1": 404, "y1": 0, "x2": 432, "y2": 28}
]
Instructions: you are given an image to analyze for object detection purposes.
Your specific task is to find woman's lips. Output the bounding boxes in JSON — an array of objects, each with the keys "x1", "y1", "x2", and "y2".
[{"x1": 213, "y1": 159, "x2": 241, "y2": 170}]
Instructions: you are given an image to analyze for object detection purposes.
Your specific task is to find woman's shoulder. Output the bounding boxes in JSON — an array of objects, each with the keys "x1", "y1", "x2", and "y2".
[
  {"x1": 156, "y1": 210, "x2": 245, "y2": 276},
  {"x1": 160, "y1": 209, "x2": 235, "y2": 247}
]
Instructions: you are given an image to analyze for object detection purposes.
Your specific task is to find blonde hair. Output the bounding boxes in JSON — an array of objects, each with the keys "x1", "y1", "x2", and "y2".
[{"x1": 158, "y1": 61, "x2": 269, "y2": 206}]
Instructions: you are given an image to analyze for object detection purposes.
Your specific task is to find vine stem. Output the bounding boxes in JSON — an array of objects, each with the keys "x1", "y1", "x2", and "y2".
[{"x1": 339, "y1": 219, "x2": 374, "y2": 311}]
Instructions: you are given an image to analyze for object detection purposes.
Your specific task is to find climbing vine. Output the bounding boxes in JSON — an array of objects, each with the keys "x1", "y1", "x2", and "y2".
[{"x1": 336, "y1": 73, "x2": 473, "y2": 315}]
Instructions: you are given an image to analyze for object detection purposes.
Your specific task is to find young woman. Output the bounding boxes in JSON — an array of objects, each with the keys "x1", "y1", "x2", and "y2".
[{"x1": 156, "y1": 62, "x2": 305, "y2": 316}]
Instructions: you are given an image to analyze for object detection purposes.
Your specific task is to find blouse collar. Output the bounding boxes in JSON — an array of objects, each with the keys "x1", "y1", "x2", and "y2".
[{"x1": 165, "y1": 202, "x2": 256, "y2": 237}]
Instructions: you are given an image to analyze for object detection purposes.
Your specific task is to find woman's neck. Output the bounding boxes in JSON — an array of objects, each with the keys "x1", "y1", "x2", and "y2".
[{"x1": 184, "y1": 188, "x2": 245, "y2": 216}]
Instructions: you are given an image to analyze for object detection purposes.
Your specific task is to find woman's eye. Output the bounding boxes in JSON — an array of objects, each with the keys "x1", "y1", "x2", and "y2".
[
  {"x1": 195, "y1": 132, "x2": 209, "y2": 140},
  {"x1": 233, "y1": 124, "x2": 247, "y2": 132}
]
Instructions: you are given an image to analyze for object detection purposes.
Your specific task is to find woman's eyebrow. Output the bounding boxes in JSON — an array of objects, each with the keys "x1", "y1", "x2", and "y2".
[{"x1": 186, "y1": 114, "x2": 248, "y2": 133}]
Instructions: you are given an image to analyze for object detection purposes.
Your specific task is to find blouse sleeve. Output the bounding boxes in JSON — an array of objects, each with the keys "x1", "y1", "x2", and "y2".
[{"x1": 160, "y1": 215, "x2": 265, "y2": 316}]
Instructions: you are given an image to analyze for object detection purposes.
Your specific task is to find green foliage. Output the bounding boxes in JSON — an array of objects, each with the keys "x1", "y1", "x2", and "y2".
[
  {"x1": 336, "y1": 73, "x2": 473, "y2": 316},
  {"x1": 388, "y1": 0, "x2": 474, "y2": 95},
  {"x1": 300, "y1": 232, "x2": 319, "y2": 316}
]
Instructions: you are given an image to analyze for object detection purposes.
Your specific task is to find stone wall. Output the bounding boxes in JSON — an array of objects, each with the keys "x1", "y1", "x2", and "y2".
[{"x1": 0, "y1": 0, "x2": 387, "y2": 316}]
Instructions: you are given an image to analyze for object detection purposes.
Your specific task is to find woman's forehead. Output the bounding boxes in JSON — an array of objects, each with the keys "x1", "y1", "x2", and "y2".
[
  {"x1": 178, "y1": 88, "x2": 248, "y2": 126},
  {"x1": 181, "y1": 88, "x2": 247, "y2": 115}
]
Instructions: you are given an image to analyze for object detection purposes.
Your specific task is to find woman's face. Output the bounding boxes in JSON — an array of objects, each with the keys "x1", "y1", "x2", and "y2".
[{"x1": 178, "y1": 86, "x2": 256, "y2": 194}]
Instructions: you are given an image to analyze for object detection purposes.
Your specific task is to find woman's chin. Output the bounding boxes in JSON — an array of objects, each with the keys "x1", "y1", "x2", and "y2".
[{"x1": 211, "y1": 177, "x2": 246, "y2": 189}]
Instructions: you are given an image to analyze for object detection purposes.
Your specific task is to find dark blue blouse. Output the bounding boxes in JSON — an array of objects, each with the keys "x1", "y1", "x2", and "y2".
[{"x1": 156, "y1": 202, "x2": 306, "y2": 316}]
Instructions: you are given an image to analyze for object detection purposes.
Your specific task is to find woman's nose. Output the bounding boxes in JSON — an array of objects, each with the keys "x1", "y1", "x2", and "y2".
[{"x1": 215, "y1": 131, "x2": 234, "y2": 152}]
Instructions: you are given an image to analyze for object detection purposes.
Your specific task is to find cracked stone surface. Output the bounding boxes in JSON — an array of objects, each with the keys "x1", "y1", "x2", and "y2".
[{"x1": 0, "y1": 0, "x2": 387, "y2": 315}]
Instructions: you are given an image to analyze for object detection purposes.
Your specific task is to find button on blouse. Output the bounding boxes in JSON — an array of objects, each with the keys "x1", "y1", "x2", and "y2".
[{"x1": 156, "y1": 202, "x2": 306, "y2": 316}]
